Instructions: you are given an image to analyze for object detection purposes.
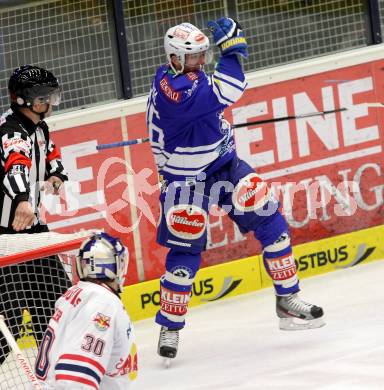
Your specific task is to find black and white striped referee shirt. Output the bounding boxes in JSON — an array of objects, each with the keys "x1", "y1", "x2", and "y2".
[{"x1": 0, "y1": 104, "x2": 68, "y2": 230}]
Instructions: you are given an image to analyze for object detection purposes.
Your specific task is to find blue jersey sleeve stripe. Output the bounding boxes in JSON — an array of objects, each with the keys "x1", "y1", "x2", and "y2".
[
  {"x1": 162, "y1": 165, "x2": 210, "y2": 176},
  {"x1": 213, "y1": 74, "x2": 245, "y2": 92},
  {"x1": 174, "y1": 136, "x2": 226, "y2": 153},
  {"x1": 164, "y1": 161, "x2": 210, "y2": 171},
  {"x1": 213, "y1": 81, "x2": 236, "y2": 104},
  {"x1": 213, "y1": 69, "x2": 246, "y2": 88},
  {"x1": 172, "y1": 147, "x2": 219, "y2": 156},
  {"x1": 214, "y1": 79, "x2": 243, "y2": 103},
  {"x1": 151, "y1": 145, "x2": 170, "y2": 154},
  {"x1": 212, "y1": 82, "x2": 232, "y2": 106},
  {"x1": 213, "y1": 73, "x2": 246, "y2": 92}
]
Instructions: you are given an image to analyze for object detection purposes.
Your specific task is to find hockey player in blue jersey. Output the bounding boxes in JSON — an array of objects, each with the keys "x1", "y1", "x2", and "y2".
[{"x1": 146, "y1": 17, "x2": 325, "y2": 364}]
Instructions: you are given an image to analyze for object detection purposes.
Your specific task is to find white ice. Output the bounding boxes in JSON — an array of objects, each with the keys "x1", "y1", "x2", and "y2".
[{"x1": 134, "y1": 260, "x2": 384, "y2": 390}]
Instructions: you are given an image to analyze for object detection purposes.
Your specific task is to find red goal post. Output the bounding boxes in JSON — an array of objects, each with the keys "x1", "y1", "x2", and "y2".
[{"x1": 0, "y1": 230, "x2": 93, "y2": 390}]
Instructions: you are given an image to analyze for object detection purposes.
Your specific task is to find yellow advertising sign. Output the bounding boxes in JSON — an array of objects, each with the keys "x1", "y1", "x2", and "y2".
[{"x1": 122, "y1": 254, "x2": 263, "y2": 322}]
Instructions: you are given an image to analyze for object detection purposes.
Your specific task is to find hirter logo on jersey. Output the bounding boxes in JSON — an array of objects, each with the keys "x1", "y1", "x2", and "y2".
[
  {"x1": 160, "y1": 77, "x2": 181, "y2": 102},
  {"x1": 166, "y1": 204, "x2": 207, "y2": 240},
  {"x1": 93, "y1": 313, "x2": 111, "y2": 331},
  {"x1": 232, "y1": 173, "x2": 270, "y2": 212}
]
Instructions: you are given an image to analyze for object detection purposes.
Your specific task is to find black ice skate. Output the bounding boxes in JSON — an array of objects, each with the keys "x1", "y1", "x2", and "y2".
[
  {"x1": 276, "y1": 293, "x2": 325, "y2": 330},
  {"x1": 158, "y1": 326, "x2": 180, "y2": 368}
]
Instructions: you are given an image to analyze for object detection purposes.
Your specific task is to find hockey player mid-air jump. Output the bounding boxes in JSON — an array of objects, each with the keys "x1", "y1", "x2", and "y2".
[{"x1": 146, "y1": 17, "x2": 325, "y2": 365}]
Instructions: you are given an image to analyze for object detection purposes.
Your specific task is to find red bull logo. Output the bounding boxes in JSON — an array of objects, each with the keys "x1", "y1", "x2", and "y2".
[{"x1": 93, "y1": 313, "x2": 111, "y2": 331}]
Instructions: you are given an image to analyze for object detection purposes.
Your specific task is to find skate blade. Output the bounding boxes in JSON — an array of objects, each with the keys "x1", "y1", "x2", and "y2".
[
  {"x1": 279, "y1": 317, "x2": 326, "y2": 331},
  {"x1": 163, "y1": 357, "x2": 172, "y2": 368}
]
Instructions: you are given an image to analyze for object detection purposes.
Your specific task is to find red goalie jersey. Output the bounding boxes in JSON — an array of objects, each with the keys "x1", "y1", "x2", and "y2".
[{"x1": 35, "y1": 281, "x2": 138, "y2": 390}]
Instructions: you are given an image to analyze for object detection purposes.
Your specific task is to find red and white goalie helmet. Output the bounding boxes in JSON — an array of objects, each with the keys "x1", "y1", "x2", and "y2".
[
  {"x1": 164, "y1": 22, "x2": 210, "y2": 74},
  {"x1": 76, "y1": 232, "x2": 128, "y2": 293}
]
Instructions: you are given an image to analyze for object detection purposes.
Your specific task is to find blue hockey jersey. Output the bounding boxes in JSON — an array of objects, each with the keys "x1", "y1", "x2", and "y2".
[{"x1": 146, "y1": 54, "x2": 247, "y2": 183}]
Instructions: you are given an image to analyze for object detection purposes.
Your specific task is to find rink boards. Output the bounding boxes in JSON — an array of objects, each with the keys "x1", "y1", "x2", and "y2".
[{"x1": 121, "y1": 224, "x2": 384, "y2": 321}]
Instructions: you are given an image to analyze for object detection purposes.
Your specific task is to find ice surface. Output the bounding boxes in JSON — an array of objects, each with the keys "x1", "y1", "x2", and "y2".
[{"x1": 134, "y1": 260, "x2": 384, "y2": 390}]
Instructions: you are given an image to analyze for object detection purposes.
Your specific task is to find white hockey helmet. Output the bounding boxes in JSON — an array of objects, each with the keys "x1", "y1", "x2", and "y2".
[
  {"x1": 76, "y1": 232, "x2": 128, "y2": 293},
  {"x1": 164, "y1": 22, "x2": 210, "y2": 74}
]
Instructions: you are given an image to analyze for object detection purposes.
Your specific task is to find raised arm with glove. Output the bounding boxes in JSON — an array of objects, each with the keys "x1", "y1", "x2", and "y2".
[{"x1": 208, "y1": 17, "x2": 248, "y2": 58}]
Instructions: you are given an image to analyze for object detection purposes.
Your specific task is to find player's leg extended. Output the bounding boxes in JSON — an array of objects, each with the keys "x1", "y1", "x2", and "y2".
[
  {"x1": 156, "y1": 250, "x2": 201, "y2": 329},
  {"x1": 156, "y1": 249, "x2": 201, "y2": 359},
  {"x1": 156, "y1": 183, "x2": 208, "y2": 361},
  {"x1": 223, "y1": 158, "x2": 325, "y2": 330},
  {"x1": 255, "y1": 213, "x2": 324, "y2": 330}
]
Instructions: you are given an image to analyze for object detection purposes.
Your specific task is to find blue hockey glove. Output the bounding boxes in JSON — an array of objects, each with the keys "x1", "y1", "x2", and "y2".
[{"x1": 207, "y1": 17, "x2": 248, "y2": 58}]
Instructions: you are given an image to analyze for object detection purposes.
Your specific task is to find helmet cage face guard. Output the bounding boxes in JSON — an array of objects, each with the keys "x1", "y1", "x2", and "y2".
[
  {"x1": 20, "y1": 86, "x2": 62, "y2": 107},
  {"x1": 184, "y1": 49, "x2": 213, "y2": 67},
  {"x1": 76, "y1": 233, "x2": 129, "y2": 293}
]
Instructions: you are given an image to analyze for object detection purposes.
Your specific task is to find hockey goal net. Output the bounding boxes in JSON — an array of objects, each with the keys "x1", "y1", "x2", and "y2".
[{"x1": 0, "y1": 230, "x2": 93, "y2": 390}]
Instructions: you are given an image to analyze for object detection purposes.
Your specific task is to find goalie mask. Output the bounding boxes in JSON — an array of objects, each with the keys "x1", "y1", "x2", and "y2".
[
  {"x1": 164, "y1": 23, "x2": 211, "y2": 75},
  {"x1": 76, "y1": 233, "x2": 128, "y2": 293}
]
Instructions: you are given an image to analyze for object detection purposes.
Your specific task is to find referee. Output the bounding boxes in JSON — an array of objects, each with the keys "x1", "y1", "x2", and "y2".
[{"x1": 0, "y1": 65, "x2": 72, "y2": 365}]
